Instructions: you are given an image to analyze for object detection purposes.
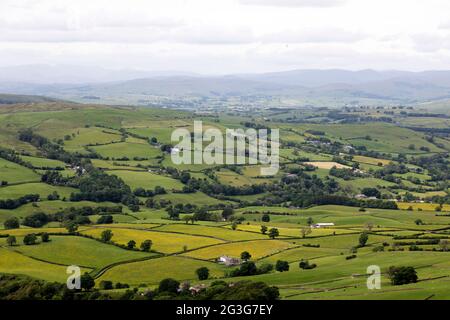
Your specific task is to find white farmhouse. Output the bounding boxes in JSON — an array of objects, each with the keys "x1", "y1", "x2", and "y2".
[{"x1": 311, "y1": 223, "x2": 335, "y2": 229}]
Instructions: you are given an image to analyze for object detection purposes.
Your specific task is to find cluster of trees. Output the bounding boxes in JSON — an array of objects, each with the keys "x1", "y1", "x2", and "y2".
[
  {"x1": 0, "y1": 273, "x2": 280, "y2": 301},
  {"x1": 329, "y1": 166, "x2": 365, "y2": 180},
  {"x1": 0, "y1": 194, "x2": 39, "y2": 210},
  {"x1": 228, "y1": 261, "x2": 274, "y2": 277},
  {"x1": 70, "y1": 169, "x2": 137, "y2": 206},
  {"x1": 133, "y1": 186, "x2": 166, "y2": 197},
  {"x1": 18, "y1": 129, "x2": 91, "y2": 164},
  {"x1": 290, "y1": 194, "x2": 398, "y2": 210}
]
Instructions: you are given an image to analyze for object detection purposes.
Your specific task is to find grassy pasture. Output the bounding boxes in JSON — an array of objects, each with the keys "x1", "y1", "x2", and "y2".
[
  {"x1": 0, "y1": 247, "x2": 91, "y2": 282},
  {"x1": 97, "y1": 256, "x2": 227, "y2": 285},
  {"x1": 154, "y1": 192, "x2": 228, "y2": 206},
  {"x1": 0, "y1": 200, "x2": 121, "y2": 224},
  {"x1": 296, "y1": 123, "x2": 443, "y2": 154},
  {"x1": 20, "y1": 156, "x2": 67, "y2": 168},
  {"x1": 0, "y1": 158, "x2": 40, "y2": 184},
  {"x1": 80, "y1": 227, "x2": 225, "y2": 253},
  {"x1": 92, "y1": 142, "x2": 161, "y2": 159},
  {"x1": 13, "y1": 235, "x2": 153, "y2": 269},
  {"x1": 0, "y1": 183, "x2": 77, "y2": 200}
]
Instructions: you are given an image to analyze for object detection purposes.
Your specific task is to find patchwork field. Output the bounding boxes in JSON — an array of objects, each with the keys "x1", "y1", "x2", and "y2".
[{"x1": 0, "y1": 103, "x2": 449, "y2": 300}]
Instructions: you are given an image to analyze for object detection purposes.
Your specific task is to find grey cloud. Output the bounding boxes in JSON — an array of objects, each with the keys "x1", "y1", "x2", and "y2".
[
  {"x1": 261, "y1": 28, "x2": 366, "y2": 44},
  {"x1": 239, "y1": 0, "x2": 345, "y2": 7}
]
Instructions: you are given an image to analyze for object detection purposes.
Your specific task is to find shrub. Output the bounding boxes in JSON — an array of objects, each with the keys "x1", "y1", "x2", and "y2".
[
  {"x1": 41, "y1": 233, "x2": 50, "y2": 242},
  {"x1": 4, "y1": 217, "x2": 20, "y2": 230},
  {"x1": 23, "y1": 234, "x2": 38, "y2": 245},
  {"x1": 99, "y1": 280, "x2": 114, "y2": 290},
  {"x1": 275, "y1": 260, "x2": 289, "y2": 272},
  {"x1": 196, "y1": 267, "x2": 209, "y2": 280},
  {"x1": 299, "y1": 259, "x2": 317, "y2": 270}
]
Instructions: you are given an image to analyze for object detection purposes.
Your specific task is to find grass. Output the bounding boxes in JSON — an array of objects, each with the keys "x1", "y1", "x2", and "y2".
[
  {"x1": 0, "y1": 158, "x2": 41, "y2": 184},
  {"x1": 154, "y1": 192, "x2": 229, "y2": 206},
  {"x1": 79, "y1": 227, "x2": 225, "y2": 253},
  {"x1": 97, "y1": 256, "x2": 227, "y2": 285},
  {"x1": 92, "y1": 142, "x2": 162, "y2": 159},
  {"x1": 20, "y1": 156, "x2": 67, "y2": 169},
  {"x1": 0, "y1": 247, "x2": 91, "y2": 282},
  {"x1": 0, "y1": 182, "x2": 77, "y2": 200},
  {"x1": 14, "y1": 235, "x2": 154, "y2": 269}
]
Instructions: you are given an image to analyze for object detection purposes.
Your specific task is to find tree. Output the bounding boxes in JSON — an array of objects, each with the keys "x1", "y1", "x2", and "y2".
[
  {"x1": 240, "y1": 251, "x2": 252, "y2": 261},
  {"x1": 359, "y1": 232, "x2": 369, "y2": 247},
  {"x1": 387, "y1": 266, "x2": 418, "y2": 285},
  {"x1": 127, "y1": 240, "x2": 136, "y2": 249},
  {"x1": 140, "y1": 240, "x2": 153, "y2": 252},
  {"x1": 262, "y1": 214, "x2": 270, "y2": 222},
  {"x1": 268, "y1": 228, "x2": 279, "y2": 239},
  {"x1": 299, "y1": 259, "x2": 317, "y2": 270},
  {"x1": 439, "y1": 239, "x2": 449, "y2": 252},
  {"x1": 364, "y1": 222, "x2": 374, "y2": 231},
  {"x1": 275, "y1": 260, "x2": 289, "y2": 272},
  {"x1": 41, "y1": 233, "x2": 50, "y2": 243},
  {"x1": 65, "y1": 221, "x2": 78, "y2": 233},
  {"x1": 306, "y1": 217, "x2": 314, "y2": 225},
  {"x1": 183, "y1": 215, "x2": 192, "y2": 224},
  {"x1": 300, "y1": 226, "x2": 312, "y2": 238},
  {"x1": 196, "y1": 267, "x2": 210, "y2": 280},
  {"x1": 99, "y1": 280, "x2": 113, "y2": 290},
  {"x1": 361, "y1": 187, "x2": 381, "y2": 199},
  {"x1": 4, "y1": 217, "x2": 20, "y2": 230},
  {"x1": 97, "y1": 215, "x2": 113, "y2": 224},
  {"x1": 100, "y1": 229, "x2": 113, "y2": 242},
  {"x1": 231, "y1": 222, "x2": 238, "y2": 230},
  {"x1": 158, "y1": 278, "x2": 180, "y2": 294},
  {"x1": 80, "y1": 273, "x2": 95, "y2": 291},
  {"x1": 6, "y1": 235, "x2": 16, "y2": 246},
  {"x1": 222, "y1": 207, "x2": 234, "y2": 220},
  {"x1": 260, "y1": 225, "x2": 268, "y2": 234},
  {"x1": 23, "y1": 233, "x2": 37, "y2": 245},
  {"x1": 232, "y1": 261, "x2": 258, "y2": 276},
  {"x1": 415, "y1": 219, "x2": 423, "y2": 226}
]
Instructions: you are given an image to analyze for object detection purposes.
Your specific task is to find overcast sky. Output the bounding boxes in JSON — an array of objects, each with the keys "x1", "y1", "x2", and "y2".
[{"x1": 1, "y1": 0, "x2": 450, "y2": 74}]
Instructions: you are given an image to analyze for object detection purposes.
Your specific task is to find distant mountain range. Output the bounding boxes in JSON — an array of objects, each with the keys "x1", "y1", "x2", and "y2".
[{"x1": 1, "y1": 65, "x2": 450, "y2": 106}]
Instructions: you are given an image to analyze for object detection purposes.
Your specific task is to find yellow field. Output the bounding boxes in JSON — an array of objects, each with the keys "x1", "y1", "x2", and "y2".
[
  {"x1": 229, "y1": 224, "x2": 355, "y2": 237},
  {"x1": 154, "y1": 224, "x2": 266, "y2": 241},
  {"x1": 0, "y1": 227, "x2": 67, "y2": 236},
  {"x1": 80, "y1": 227, "x2": 225, "y2": 253},
  {"x1": 353, "y1": 155, "x2": 392, "y2": 166},
  {"x1": 397, "y1": 202, "x2": 450, "y2": 212},
  {"x1": 182, "y1": 239, "x2": 295, "y2": 260},
  {"x1": 304, "y1": 162, "x2": 351, "y2": 170}
]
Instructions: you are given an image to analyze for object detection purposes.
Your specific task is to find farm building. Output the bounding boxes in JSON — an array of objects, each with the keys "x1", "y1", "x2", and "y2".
[
  {"x1": 218, "y1": 256, "x2": 241, "y2": 266},
  {"x1": 311, "y1": 223, "x2": 335, "y2": 229}
]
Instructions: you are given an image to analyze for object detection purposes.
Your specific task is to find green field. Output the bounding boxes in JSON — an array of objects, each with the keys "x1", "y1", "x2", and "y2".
[{"x1": 1, "y1": 102, "x2": 449, "y2": 300}]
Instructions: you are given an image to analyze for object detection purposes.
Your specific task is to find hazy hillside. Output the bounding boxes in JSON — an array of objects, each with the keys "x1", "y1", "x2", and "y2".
[
  {"x1": 1, "y1": 67, "x2": 450, "y2": 107},
  {"x1": 0, "y1": 93, "x2": 60, "y2": 105}
]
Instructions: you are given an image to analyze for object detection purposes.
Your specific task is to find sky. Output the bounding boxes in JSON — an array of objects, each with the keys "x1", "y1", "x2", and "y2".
[{"x1": 1, "y1": 0, "x2": 450, "y2": 74}]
